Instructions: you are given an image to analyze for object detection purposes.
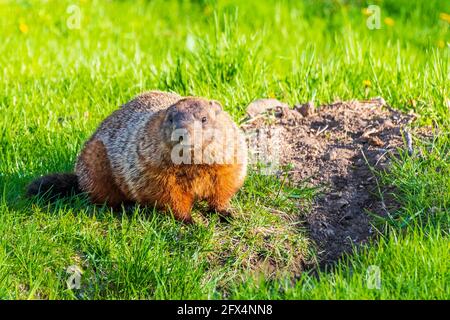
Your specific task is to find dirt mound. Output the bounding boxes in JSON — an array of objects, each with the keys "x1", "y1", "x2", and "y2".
[{"x1": 241, "y1": 98, "x2": 416, "y2": 266}]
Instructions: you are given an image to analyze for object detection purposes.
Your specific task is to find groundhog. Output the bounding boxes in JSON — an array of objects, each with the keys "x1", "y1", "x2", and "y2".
[{"x1": 27, "y1": 91, "x2": 248, "y2": 224}]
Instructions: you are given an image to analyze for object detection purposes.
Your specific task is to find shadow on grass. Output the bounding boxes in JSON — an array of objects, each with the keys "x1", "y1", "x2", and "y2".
[{"x1": 0, "y1": 171, "x2": 160, "y2": 223}]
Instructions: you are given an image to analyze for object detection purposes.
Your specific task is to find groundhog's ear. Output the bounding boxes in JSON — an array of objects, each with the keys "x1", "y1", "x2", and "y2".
[{"x1": 209, "y1": 100, "x2": 223, "y2": 114}]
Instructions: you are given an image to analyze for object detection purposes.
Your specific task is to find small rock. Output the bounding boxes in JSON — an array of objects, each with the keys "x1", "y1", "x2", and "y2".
[
  {"x1": 295, "y1": 101, "x2": 315, "y2": 117},
  {"x1": 273, "y1": 105, "x2": 291, "y2": 118},
  {"x1": 329, "y1": 192, "x2": 343, "y2": 199},
  {"x1": 336, "y1": 199, "x2": 349, "y2": 208},
  {"x1": 246, "y1": 98, "x2": 289, "y2": 118},
  {"x1": 368, "y1": 136, "x2": 384, "y2": 147},
  {"x1": 372, "y1": 96, "x2": 387, "y2": 106},
  {"x1": 383, "y1": 119, "x2": 394, "y2": 129},
  {"x1": 322, "y1": 152, "x2": 332, "y2": 161}
]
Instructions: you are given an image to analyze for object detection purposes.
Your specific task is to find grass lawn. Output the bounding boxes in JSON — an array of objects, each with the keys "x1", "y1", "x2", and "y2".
[{"x1": 0, "y1": 0, "x2": 449, "y2": 299}]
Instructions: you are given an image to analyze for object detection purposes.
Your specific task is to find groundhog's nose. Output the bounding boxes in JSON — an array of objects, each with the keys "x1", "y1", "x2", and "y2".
[
  {"x1": 170, "y1": 117, "x2": 197, "y2": 145},
  {"x1": 173, "y1": 122, "x2": 196, "y2": 137}
]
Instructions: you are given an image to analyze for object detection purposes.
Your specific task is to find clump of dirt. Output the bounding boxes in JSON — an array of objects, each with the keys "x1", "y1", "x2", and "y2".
[{"x1": 241, "y1": 98, "x2": 417, "y2": 266}]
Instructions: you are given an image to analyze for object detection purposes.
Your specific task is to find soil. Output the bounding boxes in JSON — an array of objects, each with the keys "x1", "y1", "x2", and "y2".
[{"x1": 241, "y1": 98, "x2": 417, "y2": 266}]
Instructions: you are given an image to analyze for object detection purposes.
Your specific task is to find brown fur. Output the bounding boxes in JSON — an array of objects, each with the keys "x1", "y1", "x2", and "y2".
[
  {"x1": 29, "y1": 91, "x2": 247, "y2": 224},
  {"x1": 76, "y1": 139, "x2": 128, "y2": 207}
]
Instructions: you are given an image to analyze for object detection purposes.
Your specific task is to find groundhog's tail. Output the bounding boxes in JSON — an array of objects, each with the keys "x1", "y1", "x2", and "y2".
[{"x1": 26, "y1": 173, "x2": 81, "y2": 199}]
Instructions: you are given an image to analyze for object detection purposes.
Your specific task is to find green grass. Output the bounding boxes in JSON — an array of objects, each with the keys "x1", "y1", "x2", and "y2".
[{"x1": 0, "y1": 0, "x2": 449, "y2": 299}]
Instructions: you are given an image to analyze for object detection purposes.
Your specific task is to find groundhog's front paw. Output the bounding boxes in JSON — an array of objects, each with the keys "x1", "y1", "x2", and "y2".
[
  {"x1": 181, "y1": 216, "x2": 194, "y2": 225},
  {"x1": 215, "y1": 208, "x2": 235, "y2": 223},
  {"x1": 173, "y1": 213, "x2": 194, "y2": 225}
]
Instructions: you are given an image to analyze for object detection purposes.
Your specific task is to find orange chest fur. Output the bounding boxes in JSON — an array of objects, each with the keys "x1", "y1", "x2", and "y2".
[{"x1": 139, "y1": 164, "x2": 237, "y2": 200}]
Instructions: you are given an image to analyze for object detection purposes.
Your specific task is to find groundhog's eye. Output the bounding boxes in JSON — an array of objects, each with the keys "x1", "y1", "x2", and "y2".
[{"x1": 202, "y1": 117, "x2": 207, "y2": 123}]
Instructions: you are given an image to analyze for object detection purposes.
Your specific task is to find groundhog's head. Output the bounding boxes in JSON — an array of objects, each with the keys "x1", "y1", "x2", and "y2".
[
  {"x1": 162, "y1": 97, "x2": 222, "y2": 146},
  {"x1": 161, "y1": 97, "x2": 241, "y2": 165}
]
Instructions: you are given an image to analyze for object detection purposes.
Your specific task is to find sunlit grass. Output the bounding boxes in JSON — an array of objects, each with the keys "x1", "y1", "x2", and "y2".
[{"x1": 0, "y1": 0, "x2": 448, "y2": 299}]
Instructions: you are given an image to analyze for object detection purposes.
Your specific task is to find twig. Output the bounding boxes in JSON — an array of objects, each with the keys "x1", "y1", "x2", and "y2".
[
  {"x1": 362, "y1": 127, "x2": 380, "y2": 139},
  {"x1": 405, "y1": 130, "x2": 413, "y2": 156},
  {"x1": 315, "y1": 124, "x2": 329, "y2": 136},
  {"x1": 273, "y1": 171, "x2": 288, "y2": 201},
  {"x1": 374, "y1": 149, "x2": 391, "y2": 166}
]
